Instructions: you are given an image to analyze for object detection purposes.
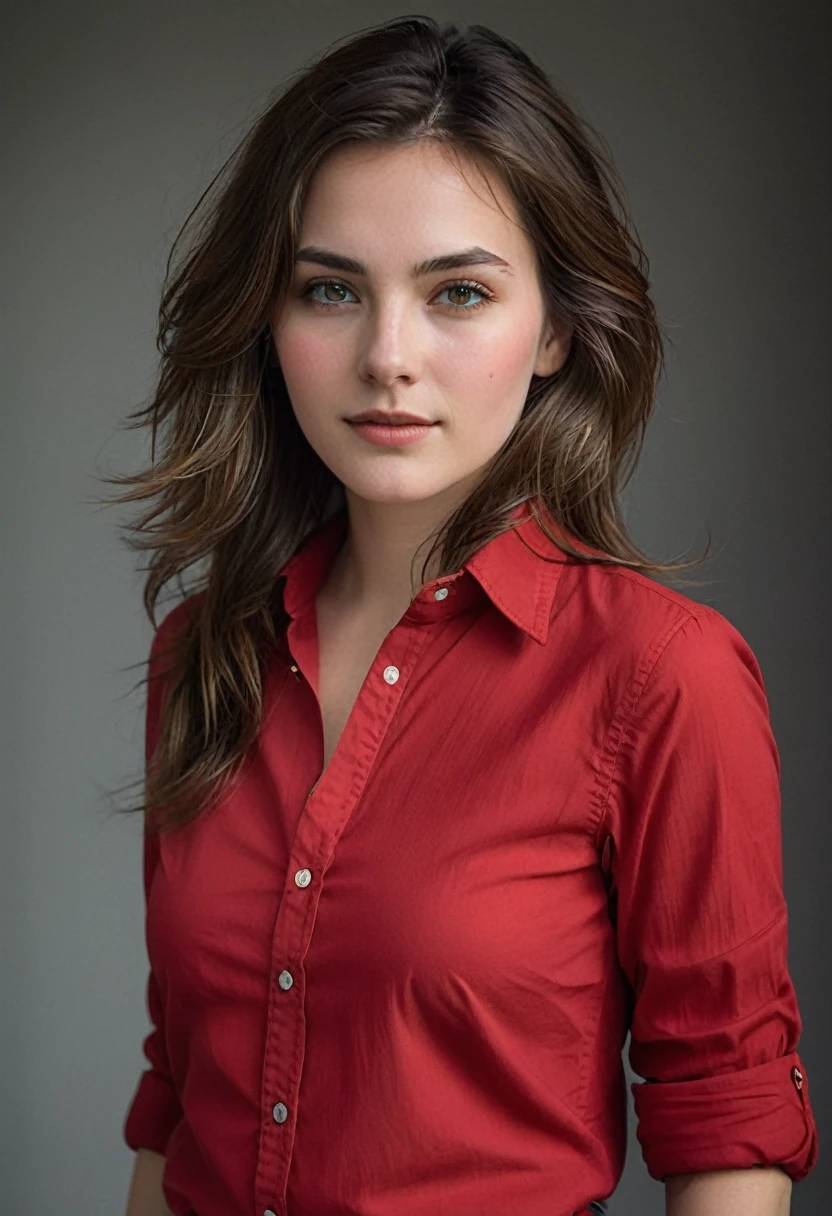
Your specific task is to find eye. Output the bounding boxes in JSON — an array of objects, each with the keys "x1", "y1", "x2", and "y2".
[
  {"x1": 432, "y1": 279, "x2": 494, "y2": 311},
  {"x1": 300, "y1": 277, "x2": 496, "y2": 312},
  {"x1": 301, "y1": 280, "x2": 359, "y2": 308}
]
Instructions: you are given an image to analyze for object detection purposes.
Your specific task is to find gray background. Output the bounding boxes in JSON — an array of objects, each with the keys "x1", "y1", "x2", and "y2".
[{"x1": 2, "y1": 1, "x2": 828, "y2": 1212}]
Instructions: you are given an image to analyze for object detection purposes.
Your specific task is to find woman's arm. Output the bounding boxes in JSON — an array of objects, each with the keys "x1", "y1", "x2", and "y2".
[
  {"x1": 665, "y1": 1166, "x2": 792, "y2": 1215},
  {"x1": 125, "y1": 1147, "x2": 174, "y2": 1216},
  {"x1": 598, "y1": 609, "x2": 818, "y2": 1186}
]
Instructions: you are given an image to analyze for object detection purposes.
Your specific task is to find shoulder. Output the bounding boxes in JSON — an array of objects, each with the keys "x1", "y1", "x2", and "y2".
[
  {"x1": 147, "y1": 591, "x2": 206, "y2": 674},
  {"x1": 577, "y1": 568, "x2": 779, "y2": 842},
  {"x1": 142, "y1": 593, "x2": 205, "y2": 761},
  {"x1": 561, "y1": 560, "x2": 766, "y2": 699},
  {"x1": 152, "y1": 590, "x2": 205, "y2": 640}
]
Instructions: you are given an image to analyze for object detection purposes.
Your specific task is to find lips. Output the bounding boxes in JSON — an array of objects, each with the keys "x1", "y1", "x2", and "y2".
[{"x1": 347, "y1": 414, "x2": 434, "y2": 426}]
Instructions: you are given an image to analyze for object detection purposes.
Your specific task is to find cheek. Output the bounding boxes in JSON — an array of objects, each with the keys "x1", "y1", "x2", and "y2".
[
  {"x1": 274, "y1": 324, "x2": 345, "y2": 394},
  {"x1": 442, "y1": 324, "x2": 537, "y2": 407}
]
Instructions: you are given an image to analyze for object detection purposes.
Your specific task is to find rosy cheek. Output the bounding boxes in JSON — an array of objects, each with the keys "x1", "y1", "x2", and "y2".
[
  {"x1": 277, "y1": 328, "x2": 341, "y2": 383},
  {"x1": 444, "y1": 328, "x2": 535, "y2": 397}
]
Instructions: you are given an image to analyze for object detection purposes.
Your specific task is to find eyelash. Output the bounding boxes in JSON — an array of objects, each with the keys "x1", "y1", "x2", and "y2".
[{"x1": 300, "y1": 277, "x2": 496, "y2": 313}]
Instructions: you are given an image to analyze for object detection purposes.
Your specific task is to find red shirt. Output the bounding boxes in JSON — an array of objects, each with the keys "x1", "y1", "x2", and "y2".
[{"x1": 123, "y1": 501, "x2": 818, "y2": 1216}]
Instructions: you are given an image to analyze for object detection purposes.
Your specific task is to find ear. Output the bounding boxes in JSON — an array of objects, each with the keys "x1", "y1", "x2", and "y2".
[{"x1": 533, "y1": 312, "x2": 573, "y2": 378}]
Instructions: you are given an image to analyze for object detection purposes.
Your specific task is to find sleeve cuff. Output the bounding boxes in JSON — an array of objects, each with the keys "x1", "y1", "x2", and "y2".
[
  {"x1": 123, "y1": 1069, "x2": 184, "y2": 1155},
  {"x1": 632, "y1": 1051, "x2": 818, "y2": 1184}
]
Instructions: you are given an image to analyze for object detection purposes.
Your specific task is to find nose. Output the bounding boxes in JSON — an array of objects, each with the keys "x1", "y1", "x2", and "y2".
[{"x1": 356, "y1": 298, "x2": 422, "y2": 387}]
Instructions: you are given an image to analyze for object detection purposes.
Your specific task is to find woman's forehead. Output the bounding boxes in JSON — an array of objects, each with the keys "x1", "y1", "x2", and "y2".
[{"x1": 297, "y1": 143, "x2": 528, "y2": 269}]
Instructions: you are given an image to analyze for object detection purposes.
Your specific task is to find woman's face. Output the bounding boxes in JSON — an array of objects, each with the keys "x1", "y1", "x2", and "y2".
[{"x1": 269, "y1": 139, "x2": 572, "y2": 510}]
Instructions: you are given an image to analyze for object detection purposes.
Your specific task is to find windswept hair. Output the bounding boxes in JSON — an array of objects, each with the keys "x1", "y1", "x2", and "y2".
[{"x1": 99, "y1": 14, "x2": 712, "y2": 834}]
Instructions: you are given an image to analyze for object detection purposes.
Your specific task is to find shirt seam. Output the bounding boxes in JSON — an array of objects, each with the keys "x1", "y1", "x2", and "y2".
[
  {"x1": 574, "y1": 956, "x2": 616, "y2": 1133},
  {"x1": 589, "y1": 605, "x2": 708, "y2": 850}
]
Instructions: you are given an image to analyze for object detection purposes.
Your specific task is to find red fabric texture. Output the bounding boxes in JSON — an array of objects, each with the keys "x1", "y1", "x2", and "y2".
[{"x1": 123, "y1": 501, "x2": 818, "y2": 1215}]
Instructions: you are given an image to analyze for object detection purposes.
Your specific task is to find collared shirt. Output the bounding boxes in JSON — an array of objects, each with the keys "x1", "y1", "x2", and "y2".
[{"x1": 122, "y1": 500, "x2": 818, "y2": 1216}]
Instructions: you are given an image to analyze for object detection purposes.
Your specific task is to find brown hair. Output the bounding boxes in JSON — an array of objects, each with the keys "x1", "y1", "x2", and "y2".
[{"x1": 99, "y1": 15, "x2": 714, "y2": 835}]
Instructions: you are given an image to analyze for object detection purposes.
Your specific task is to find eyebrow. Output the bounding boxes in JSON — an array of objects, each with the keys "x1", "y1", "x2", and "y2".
[{"x1": 294, "y1": 245, "x2": 515, "y2": 277}]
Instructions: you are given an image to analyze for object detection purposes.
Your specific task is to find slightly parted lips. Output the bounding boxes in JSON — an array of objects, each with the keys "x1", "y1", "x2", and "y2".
[{"x1": 347, "y1": 414, "x2": 435, "y2": 426}]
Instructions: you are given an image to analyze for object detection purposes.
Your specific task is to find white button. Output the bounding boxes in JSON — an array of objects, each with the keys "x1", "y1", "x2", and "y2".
[
  {"x1": 294, "y1": 868, "x2": 312, "y2": 888},
  {"x1": 278, "y1": 969, "x2": 294, "y2": 990},
  {"x1": 272, "y1": 1101, "x2": 288, "y2": 1123},
  {"x1": 383, "y1": 665, "x2": 400, "y2": 684},
  {"x1": 434, "y1": 587, "x2": 449, "y2": 600},
  {"x1": 264, "y1": 1210, "x2": 278, "y2": 1216}
]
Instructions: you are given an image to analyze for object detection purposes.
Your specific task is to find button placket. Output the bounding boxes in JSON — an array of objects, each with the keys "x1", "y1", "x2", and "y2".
[{"x1": 254, "y1": 616, "x2": 434, "y2": 1216}]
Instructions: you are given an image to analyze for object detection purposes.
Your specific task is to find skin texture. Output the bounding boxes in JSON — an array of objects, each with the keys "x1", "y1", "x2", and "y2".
[
  {"x1": 269, "y1": 138, "x2": 572, "y2": 615},
  {"x1": 125, "y1": 1147, "x2": 173, "y2": 1216},
  {"x1": 665, "y1": 1166, "x2": 792, "y2": 1215}
]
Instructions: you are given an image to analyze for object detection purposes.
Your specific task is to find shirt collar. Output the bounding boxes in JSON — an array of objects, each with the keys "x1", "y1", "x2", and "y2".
[{"x1": 277, "y1": 499, "x2": 596, "y2": 645}]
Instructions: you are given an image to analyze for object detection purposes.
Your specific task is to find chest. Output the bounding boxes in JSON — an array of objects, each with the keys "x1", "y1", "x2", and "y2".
[
  {"x1": 314, "y1": 598, "x2": 397, "y2": 780},
  {"x1": 149, "y1": 598, "x2": 618, "y2": 1005}
]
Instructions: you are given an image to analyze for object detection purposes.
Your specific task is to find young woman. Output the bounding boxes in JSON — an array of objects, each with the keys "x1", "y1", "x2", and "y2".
[{"x1": 111, "y1": 16, "x2": 818, "y2": 1216}]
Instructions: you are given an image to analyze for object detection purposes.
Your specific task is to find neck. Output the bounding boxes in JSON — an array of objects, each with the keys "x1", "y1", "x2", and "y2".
[{"x1": 322, "y1": 485, "x2": 474, "y2": 617}]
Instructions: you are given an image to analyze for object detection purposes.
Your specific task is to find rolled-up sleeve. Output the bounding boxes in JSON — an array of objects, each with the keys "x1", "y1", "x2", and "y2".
[
  {"x1": 598, "y1": 606, "x2": 818, "y2": 1183},
  {"x1": 122, "y1": 608, "x2": 188, "y2": 1154}
]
